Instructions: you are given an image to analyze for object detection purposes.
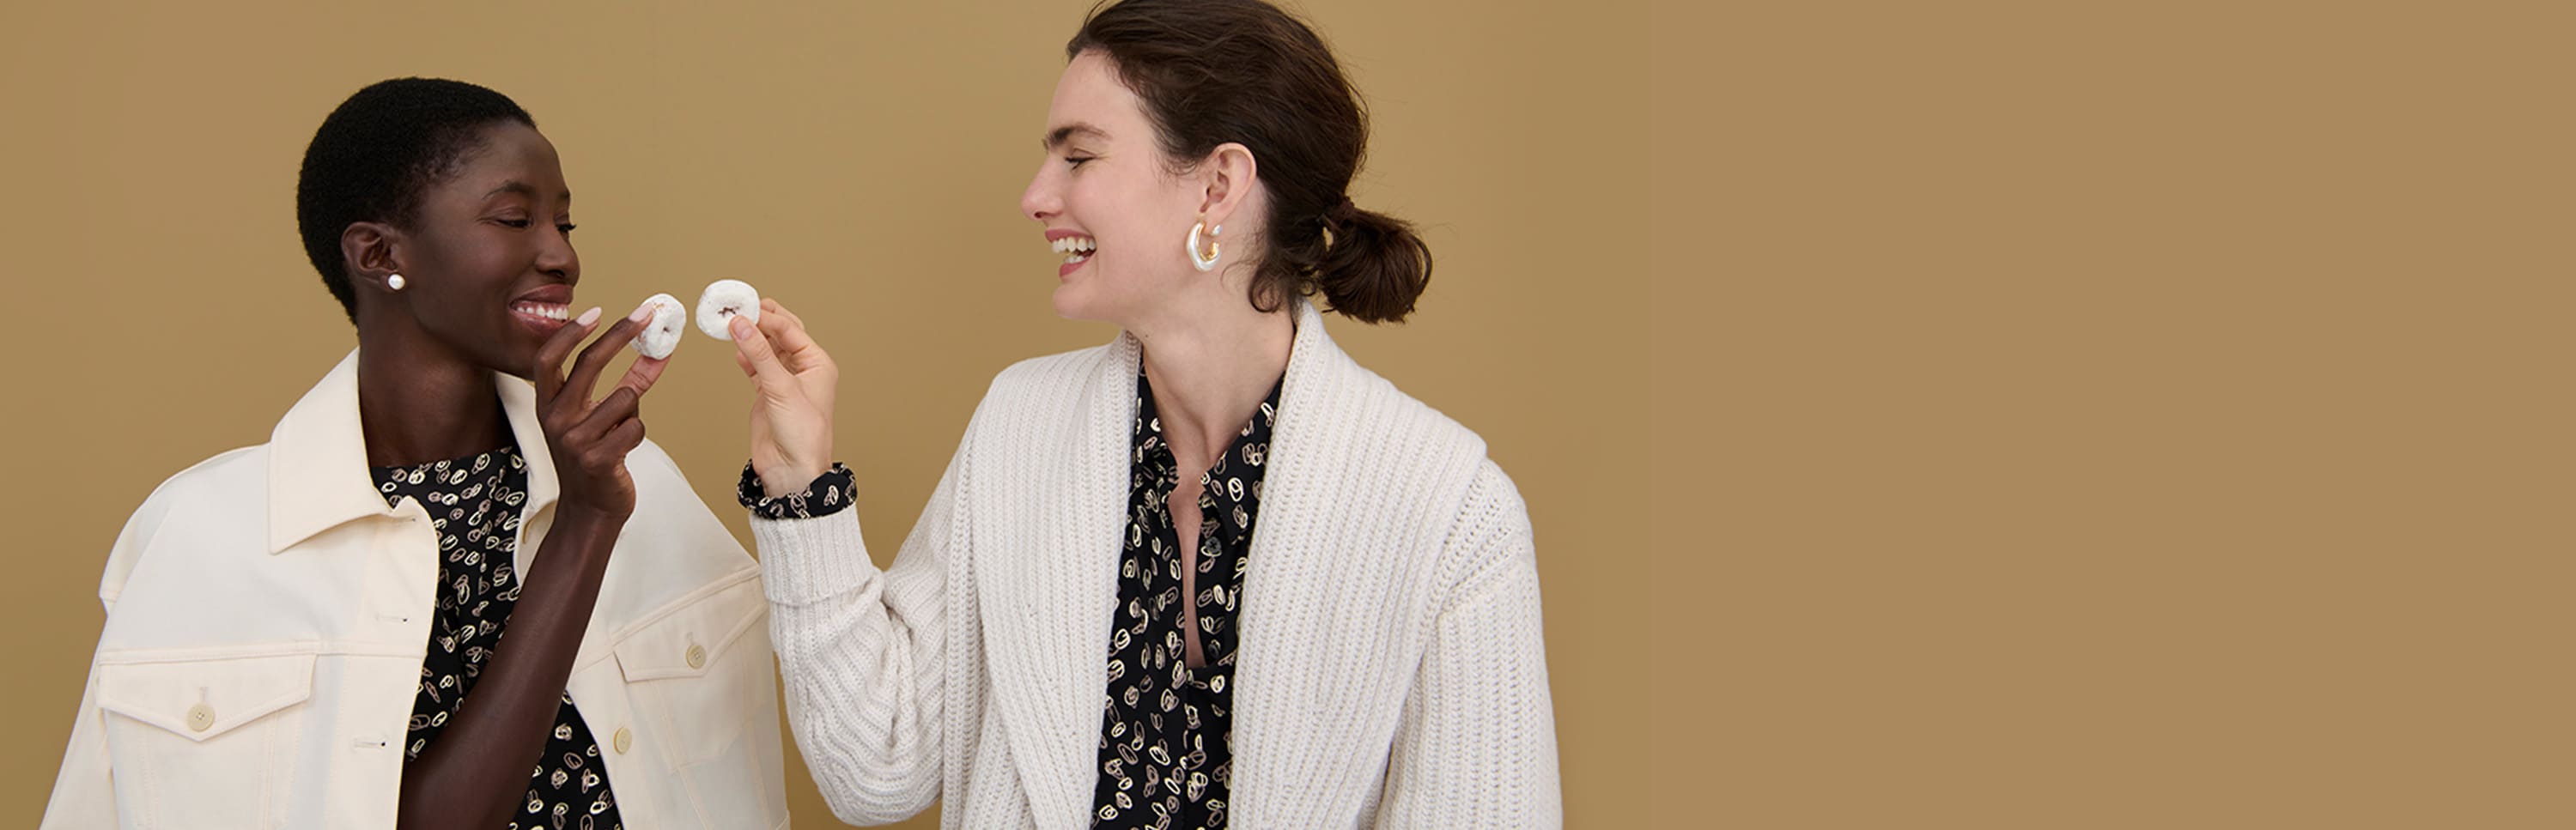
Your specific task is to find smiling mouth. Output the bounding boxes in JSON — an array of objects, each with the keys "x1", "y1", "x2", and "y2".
[
  {"x1": 510, "y1": 300, "x2": 570, "y2": 324},
  {"x1": 1051, "y1": 234, "x2": 1097, "y2": 264}
]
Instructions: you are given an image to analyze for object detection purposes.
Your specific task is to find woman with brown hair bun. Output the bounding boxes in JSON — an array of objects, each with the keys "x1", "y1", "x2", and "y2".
[{"x1": 724, "y1": 1, "x2": 1559, "y2": 827}]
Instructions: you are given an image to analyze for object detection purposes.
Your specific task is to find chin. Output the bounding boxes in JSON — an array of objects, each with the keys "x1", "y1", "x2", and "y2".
[
  {"x1": 478, "y1": 342, "x2": 545, "y2": 383},
  {"x1": 1050, "y1": 283, "x2": 1098, "y2": 322},
  {"x1": 1051, "y1": 276, "x2": 1155, "y2": 328}
]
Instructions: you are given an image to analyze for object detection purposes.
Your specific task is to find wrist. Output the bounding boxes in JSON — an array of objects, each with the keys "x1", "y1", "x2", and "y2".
[
  {"x1": 760, "y1": 463, "x2": 829, "y2": 499},
  {"x1": 553, "y1": 502, "x2": 632, "y2": 530},
  {"x1": 741, "y1": 461, "x2": 858, "y2": 519}
]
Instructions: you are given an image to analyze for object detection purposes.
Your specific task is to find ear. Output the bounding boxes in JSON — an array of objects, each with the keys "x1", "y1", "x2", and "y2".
[
  {"x1": 340, "y1": 221, "x2": 405, "y2": 294},
  {"x1": 1196, "y1": 142, "x2": 1259, "y2": 229}
]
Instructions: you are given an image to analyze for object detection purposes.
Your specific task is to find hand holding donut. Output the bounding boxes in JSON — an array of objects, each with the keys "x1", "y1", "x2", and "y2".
[
  {"x1": 727, "y1": 296, "x2": 839, "y2": 499},
  {"x1": 534, "y1": 302, "x2": 670, "y2": 521}
]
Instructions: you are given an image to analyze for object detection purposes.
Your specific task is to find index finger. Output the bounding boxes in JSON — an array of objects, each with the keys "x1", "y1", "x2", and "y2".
[
  {"x1": 532, "y1": 306, "x2": 605, "y2": 403},
  {"x1": 732, "y1": 316, "x2": 800, "y2": 402},
  {"x1": 559, "y1": 313, "x2": 647, "y2": 410},
  {"x1": 754, "y1": 298, "x2": 831, "y2": 373}
]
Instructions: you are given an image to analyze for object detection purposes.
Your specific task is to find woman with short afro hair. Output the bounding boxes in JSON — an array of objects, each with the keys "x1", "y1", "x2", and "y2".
[{"x1": 42, "y1": 77, "x2": 787, "y2": 830}]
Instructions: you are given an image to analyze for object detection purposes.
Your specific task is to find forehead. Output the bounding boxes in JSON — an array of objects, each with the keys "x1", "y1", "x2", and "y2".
[
  {"x1": 1047, "y1": 51, "x2": 1151, "y2": 140},
  {"x1": 444, "y1": 122, "x2": 568, "y2": 193}
]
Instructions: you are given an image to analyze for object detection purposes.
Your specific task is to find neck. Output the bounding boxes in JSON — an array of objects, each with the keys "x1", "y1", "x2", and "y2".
[
  {"x1": 1133, "y1": 294, "x2": 1296, "y2": 456},
  {"x1": 355, "y1": 319, "x2": 509, "y2": 467}
]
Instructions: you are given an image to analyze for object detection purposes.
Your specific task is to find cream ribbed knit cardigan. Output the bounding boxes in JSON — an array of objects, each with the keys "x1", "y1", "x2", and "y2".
[{"x1": 753, "y1": 302, "x2": 1558, "y2": 828}]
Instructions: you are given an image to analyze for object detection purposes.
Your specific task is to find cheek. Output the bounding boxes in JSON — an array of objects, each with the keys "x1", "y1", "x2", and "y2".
[
  {"x1": 1097, "y1": 215, "x2": 1172, "y2": 271},
  {"x1": 414, "y1": 233, "x2": 522, "y2": 322},
  {"x1": 1078, "y1": 175, "x2": 1169, "y2": 240}
]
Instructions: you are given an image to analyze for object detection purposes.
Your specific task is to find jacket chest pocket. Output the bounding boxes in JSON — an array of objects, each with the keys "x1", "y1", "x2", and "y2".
[
  {"x1": 96, "y1": 651, "x2": 318, "y2": 829},
  {"x1": 611, "y1": 578, "x2": 782, "y2": 826}
]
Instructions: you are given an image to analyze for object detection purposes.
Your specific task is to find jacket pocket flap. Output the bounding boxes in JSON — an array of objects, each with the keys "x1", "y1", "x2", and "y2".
[
  {"x1": 613, "y1": 578, "x2": 766, "y2": 682},
  {"x1": 98, "y1": 651, "x2": 317, "y2": 742}
]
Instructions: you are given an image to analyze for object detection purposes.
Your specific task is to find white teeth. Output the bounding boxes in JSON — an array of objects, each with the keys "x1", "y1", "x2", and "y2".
[
  {"x1": 515, "y1": 303, "x2": 570, "y2": 322},
  {"x1": 1050, "y1": 236, "x2": 1097, "y2": 254}
]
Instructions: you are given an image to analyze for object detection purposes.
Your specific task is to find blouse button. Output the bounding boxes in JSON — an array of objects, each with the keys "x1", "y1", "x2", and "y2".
[
  {"x1": 185, "y1": 704, "x2": 215, "y2": 732},
  {"x1": 684, "y1": 643, "x2": 707, "y2": 669},
  {"x1": 613, "y1": 727, "x2": 633, "y2": 754}
]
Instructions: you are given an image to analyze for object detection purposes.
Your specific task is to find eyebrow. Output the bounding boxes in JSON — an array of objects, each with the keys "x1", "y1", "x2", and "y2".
[
  {"x1": 1043, "y1": 123, "x2": 1108, "y2": 150},
  {"x1": 483, "y1": 181, "x2": 573, "y2": 202}
]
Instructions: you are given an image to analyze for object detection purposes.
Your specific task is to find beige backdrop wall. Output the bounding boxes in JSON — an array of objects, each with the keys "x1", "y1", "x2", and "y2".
[
  {"x1": 1647, "y1": 2, "x2": 2571, "y2": 827},
  {"x1": 0, "y1": 1, "x2": 1651, "y2": 827}
]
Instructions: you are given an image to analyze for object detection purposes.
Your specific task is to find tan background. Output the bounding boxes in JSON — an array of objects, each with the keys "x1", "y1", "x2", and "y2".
[
  {"x1": 6, "y1": 0, "x2": 2571, "y2": 828},
  {"x1": 1652, "y1": 1, "x2": 2571, "y2": 827},
  {"x1": 0, "y1": 0, "x2": 1651, "y2": 827}
]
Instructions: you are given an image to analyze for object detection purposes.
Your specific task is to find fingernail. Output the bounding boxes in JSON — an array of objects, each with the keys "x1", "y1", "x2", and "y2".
[
  {"x1": 629, "y1": 300, "x2": 656, "y2": 323},
  {"x1": 730, "y1": 316, "x2": 753, "y2": 336},
  {"x1": 575, "y1": 306, "x2": 603, "y2": 327}
]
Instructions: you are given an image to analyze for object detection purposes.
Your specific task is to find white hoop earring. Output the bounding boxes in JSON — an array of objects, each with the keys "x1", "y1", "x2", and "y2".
[
  {"x1": 1187, "y1": 221, "x2": 1221, "y2": 272},
  {"x1": 386, "y1": 273, "x2": 407, "y2": 291}
]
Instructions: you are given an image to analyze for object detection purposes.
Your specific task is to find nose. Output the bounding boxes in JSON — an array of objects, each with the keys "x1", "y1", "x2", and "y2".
[
  {"x1": 538, "y1": 225, "x2": 579, "y2": 282},
  {"x1": 1021, "y1": 160, "x2": 1060, "y2": 222}
]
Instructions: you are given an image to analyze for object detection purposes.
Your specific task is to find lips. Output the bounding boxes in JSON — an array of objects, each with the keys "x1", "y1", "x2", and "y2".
[
  {"x1": 508, "y1": 285, "x2": 575, "y2": 334},
  {"x1": 1047, "y1": 229, "x2": 1096, "y2": 278}
]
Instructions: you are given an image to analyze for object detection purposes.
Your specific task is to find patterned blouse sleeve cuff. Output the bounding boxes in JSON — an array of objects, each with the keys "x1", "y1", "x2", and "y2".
[{"x1": 738, "y1": 461, "x2": 856, "y2": 519}]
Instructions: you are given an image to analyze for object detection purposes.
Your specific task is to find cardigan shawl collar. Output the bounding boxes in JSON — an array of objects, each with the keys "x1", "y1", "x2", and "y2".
[{"x1": 968, "y1": 301, "x2": 1489, "y2": 827}]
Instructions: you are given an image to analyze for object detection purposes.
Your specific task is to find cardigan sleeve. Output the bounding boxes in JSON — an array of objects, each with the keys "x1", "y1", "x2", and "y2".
[
  {"x1": 754, "y1": 447, "x2": 963, "y2": 825},
  {"x1": 1374, "y1": 461, "x2": 1563, "y2": 828}
]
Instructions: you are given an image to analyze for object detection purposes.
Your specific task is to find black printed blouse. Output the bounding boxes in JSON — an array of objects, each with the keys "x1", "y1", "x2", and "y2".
[
  {"x1": 374, "y1": 445, "x2": 624, "y2": 830},
  {"x1": 1090, "y1": 371, "x2": 1281, "y2": 829}
]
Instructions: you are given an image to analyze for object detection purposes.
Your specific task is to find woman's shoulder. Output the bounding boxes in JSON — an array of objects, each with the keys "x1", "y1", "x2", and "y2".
[
  {"x1": 97, "y1": 445, "x2": 270, "y2": 608},
  {"x1": 1437, "y1": 457, "x2": 1533, "y2": 581},
  {"x1": 616, "y1": 436, "x2": 753, "y2": 557},
  {"x1": 148, "y1": 443, "x2": 269, "y2": 495},
  {"x1": 118, "y1": 445, "x2": 269, "y2": 544},
  {"x1": 1296, "y1": 348, "x2": 1492, "y2": 470}
]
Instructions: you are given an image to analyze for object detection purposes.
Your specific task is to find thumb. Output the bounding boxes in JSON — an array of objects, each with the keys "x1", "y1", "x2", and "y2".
[{"x1": 732, "y1": 317, "x2": 799, "y2": 404}]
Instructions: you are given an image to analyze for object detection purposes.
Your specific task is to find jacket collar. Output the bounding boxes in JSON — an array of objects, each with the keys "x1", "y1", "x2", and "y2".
[{"x1": 265, "y1": 349, "x2": 561, "y2": 554}]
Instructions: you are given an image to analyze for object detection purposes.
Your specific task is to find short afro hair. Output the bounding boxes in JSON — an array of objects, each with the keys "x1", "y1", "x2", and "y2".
[{"x1": 296, "y1": 77, "x2": 535, "y2": 323}]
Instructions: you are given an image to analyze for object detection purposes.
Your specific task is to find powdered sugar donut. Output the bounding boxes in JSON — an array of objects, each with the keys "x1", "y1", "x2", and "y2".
[
  {"x1": 696, "y1": 279, "x2": 762, "y2": 341},
  {"x1": 630, "y1": 294, "x2": 686, "y2": 360}
]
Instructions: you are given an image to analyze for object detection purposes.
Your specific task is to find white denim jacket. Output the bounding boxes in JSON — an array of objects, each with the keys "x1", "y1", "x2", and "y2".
[{"x1": 41, "y1": 350, "x2": 789, "y2": 829}]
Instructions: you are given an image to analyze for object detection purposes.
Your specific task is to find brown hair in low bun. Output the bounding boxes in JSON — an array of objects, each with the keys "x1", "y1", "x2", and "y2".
[{"x1": 1067, "y1": 0, "x2": 1433, "y2": 324}]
